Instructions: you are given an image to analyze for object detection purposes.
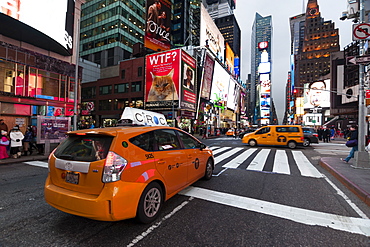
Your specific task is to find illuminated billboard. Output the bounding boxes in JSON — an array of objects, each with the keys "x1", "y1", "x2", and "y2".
[
  {"x1": 0, "y1": 0, "x2": 75, "y2": 55},
  {"x1": 200, "y1": 52, "x2": 215, "y2": 100},
  {"x1": 144, "y1": 0, "x2": 171, "y2": 52},
  {"x1": 303, "y1": 79, "x2": 330, "y2": 109},
  {"x1": 210, "y1": 62, "x2": 230, "y2": 106},
  {"x1": 200, "y1": 4, "x2": 225, "y2": 59},
  {"x1": 225, "y1": 43, "x2": 234, "y2": 73}
]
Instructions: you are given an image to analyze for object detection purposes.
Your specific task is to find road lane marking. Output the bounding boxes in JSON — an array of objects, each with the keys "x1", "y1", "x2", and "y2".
[
  {"x1": 292, "y1": 151, "x2": 324, "y2": 178},
  {"x1": 247, "y1": 149, "x2": 270, "y2": 171},
  {"x1": 212, "y1": 147, "x2": 230, "y2": 155},
  {"x1": 222, "y1": 148, "x2": 257, "y2": 168},
  {"x1": 24, "y1": 161, "x2": 48, "y2": 168},
  {"x1": 215, "y1": 147, "x2": 243, "y2": 164},
  {"x1": 179, "y1": 186, "x2": 370, "y2": 237},
  {"x1": 273, "y1": 150, "x2": 290, "y2": 175}
]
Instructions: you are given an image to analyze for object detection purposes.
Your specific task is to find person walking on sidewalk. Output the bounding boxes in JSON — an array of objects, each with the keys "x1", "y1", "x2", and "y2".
[
  {"x1": 9, "y1": 125, "x2": 24, "y2": 158},
  {"x1": 22, "y1": 126, "x2": 34, "y2": 156},
  {"x1": 0, "y1": 130, "x2": 9, "y2": 159},
  {"x1": 341, "y1": 125, "x2": 358, "y2": 163}
]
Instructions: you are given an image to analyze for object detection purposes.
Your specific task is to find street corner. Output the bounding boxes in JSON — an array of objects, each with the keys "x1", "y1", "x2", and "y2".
[{"x1": 319, "y1": 157, "x2": 370, "y2": 207}]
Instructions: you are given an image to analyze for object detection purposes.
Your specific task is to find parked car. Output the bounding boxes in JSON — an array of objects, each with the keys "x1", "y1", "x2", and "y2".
[
  {"x1": 44, "y1": 108, "x2": 214, "y2": 223},
  {"x1": 302, "y1": 127, "x2": 319, "y2": 147},
  {"x1": 242, "y1": 125, "x2": 304, "y2": 149}
]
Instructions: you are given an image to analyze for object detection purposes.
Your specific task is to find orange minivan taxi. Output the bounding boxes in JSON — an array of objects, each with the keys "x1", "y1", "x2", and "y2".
[{"x1": 44, "y1": 109, "x2": 214, "y2": 223}]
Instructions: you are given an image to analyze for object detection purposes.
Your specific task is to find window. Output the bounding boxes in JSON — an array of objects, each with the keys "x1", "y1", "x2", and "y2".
[
  {"x1": 99, "y1": 85, "x2": 112, "y2": 95},
  {"x1": 154, "y1": 130, "x2": 180, "y2": 151},
  {"x1": 99, "y1": 99, "x2": 112, "y2": 110},
  {"x1": 131, "y1": 81, "x2": 141, "y2": 92},
  {"x1": 114, "y1": 83, "x2": 129, "y2": 93},
  {"x1": 276, "y1": 127, "x2": 300, "y2": 132},
  {"x1": 177, "y1": 131, "x2": 199, "y2": 149},
  {"x1": 114, "y1": 98, "x2": 128, "y2": 110},
  {"x1": 82, "y1": 87, "x2": 96, "y2": 99},
  {"x1": 121, "y1": 69, "x2": 125, "y2": 79},
  {"x1": 130, "y1": 131, "x2": 155, "y2": 151},
  {"x1": 138, "y1": 67, "x2": 143, "y2": 77},
  {"x1": 255, "y1": 127, "x2": 270, "y2": 135}
]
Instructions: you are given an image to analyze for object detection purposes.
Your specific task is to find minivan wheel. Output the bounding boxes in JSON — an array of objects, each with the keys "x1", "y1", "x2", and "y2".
[
  {"x1": 136, "y1": 182, "x2": 163, "y2": 224},
  {"x1": 249, "y1": 139, "x2": 257, "y2": 147},
  {"x1": 303, "y1": 138, "x2": 310, "y2": 147},
  {"x1": 288, "y1": 141, "x2": 297, "y2": 149},
  {"x1": 203, "y1": 158, "x2": 213, "y2": 180}
]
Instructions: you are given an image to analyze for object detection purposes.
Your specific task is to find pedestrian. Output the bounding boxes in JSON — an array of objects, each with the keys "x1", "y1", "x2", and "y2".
[
  {"x1": 0, "y1": 130, "x2": 9, "y2": 159},
  {"x1": 9, "y1": 125, "x2": 24, "y2": 158},
  {"x1": 22, "y1": 126, "x2": 34, "y2": 156},
  {"x1": 0, "y1": 119, "x2": 8, "y2": 133},
  {"x1": 341, "y1": 125, "x2": 358, "y2": 163},
  {"x1": 202, "y1": 128, "x2": 207, "y2": 139},
  {"x1": 322, "y1": 127, "x2": 330, "y2": 143}
]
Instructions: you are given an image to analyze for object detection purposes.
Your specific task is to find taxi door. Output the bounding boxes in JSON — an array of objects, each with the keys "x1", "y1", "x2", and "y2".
[
  {"x1": 176, "y1": 130, "x2": 206, "y2": 183},
  {"x1": 154, "y1": 129, "x2": 187, "y2": 195},
  {"x1": 254, "y1": 126, "x2": 274, "y2": 145}
]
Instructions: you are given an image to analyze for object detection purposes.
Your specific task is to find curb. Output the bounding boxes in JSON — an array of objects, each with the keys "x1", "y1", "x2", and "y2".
[{"x1": 319, "y1": 157, "x2": 370, "y2": 207}]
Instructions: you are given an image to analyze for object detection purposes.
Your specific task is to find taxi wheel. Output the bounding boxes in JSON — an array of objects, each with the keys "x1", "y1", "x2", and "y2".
[
  {"x1": 288, "y1": 141, "x2": 297, "y2": 149},
  {"x1": 136, "y1": 182, "x2": 163, "y2": 224},
  {"x1": 303, "y1": 138, "x2": 310, "y2": 147},
  {"x1": 203, "y1": 158, "x2": 214, "y2": 180},
  {"x1": 248, "y1": 139, "x2": 257, "y2": 147}
]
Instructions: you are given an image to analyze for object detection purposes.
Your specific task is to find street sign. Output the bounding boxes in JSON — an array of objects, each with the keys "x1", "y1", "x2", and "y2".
[
  {"x1": 346, "y1": 55, "x2": 370, "y2": 65},
  {"x1": 353, "y1": 23, "x2": 370, "y2": 40}
]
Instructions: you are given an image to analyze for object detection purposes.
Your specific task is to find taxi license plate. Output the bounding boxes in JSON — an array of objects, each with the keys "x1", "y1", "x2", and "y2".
[{"x1": 66, "y1": 172, "x2": 79, "y2": 184}]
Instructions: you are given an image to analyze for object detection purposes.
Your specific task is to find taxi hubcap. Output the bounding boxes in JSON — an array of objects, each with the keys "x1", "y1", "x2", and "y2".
[{"x1": 144, "y1": 188, "x2": 161, "y2": 217}]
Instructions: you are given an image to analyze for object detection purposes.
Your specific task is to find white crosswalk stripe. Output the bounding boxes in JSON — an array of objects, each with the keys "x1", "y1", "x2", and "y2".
[
  {"x1": 24, "y1": 161, "x2": 48, "y2": 168},
  {"x1": 211, "y1": 146, "x2": 323, "y2": 178}
]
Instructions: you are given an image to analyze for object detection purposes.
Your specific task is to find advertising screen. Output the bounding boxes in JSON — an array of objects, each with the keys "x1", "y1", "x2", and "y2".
[
  {"x1": 200, "y1": 52, "x2": 215, "y2": 100},
  {"x1": 145, "y1": 0, "x2": 171, "y2": 52},
  {"x1": 37, "y1": 116, "x2": 70, "y2": 144},
  {"x1": 303, "y1": 79, "x2": 330, "y2": 109},
  {"x1": 0, "y1": 0, "x2": 75, "y2": 54},
  {"x1": 180, "y1": 50, "x2": 197, "y2": 111},
  {"x1": 200, "y1": 4, "x2": 225, "y2": 59},
  {"x1": 225, "y1": 43, "x2": 234, "y2": 73},
  {"x1": 227, "y1": 78, "x2": 238, "y2": 110},
  {"x1": 145, "y1": 49, "x2": 180, "y2": 110},
  {"x1": 210, "y1": 62, "x2": 230, "y2": 105}
]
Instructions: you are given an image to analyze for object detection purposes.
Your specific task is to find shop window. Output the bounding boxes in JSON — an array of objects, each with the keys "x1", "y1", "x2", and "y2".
[{"x1": 99, "y1": 99, "x2": 112, "y2": 111}]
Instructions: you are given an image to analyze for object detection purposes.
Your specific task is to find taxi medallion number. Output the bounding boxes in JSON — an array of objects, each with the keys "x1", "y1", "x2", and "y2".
[{"x1": 66, "y1": 172, "x2": 79, "y2": 184}]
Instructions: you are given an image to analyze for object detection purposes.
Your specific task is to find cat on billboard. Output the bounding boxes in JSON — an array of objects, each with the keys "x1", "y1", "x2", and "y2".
[
  {"x1": 145, "y1": 0, "x2": 171, "y2": 51},
  {"x1": 145, "y1": 50, "x2": 180, "y2": 109}
]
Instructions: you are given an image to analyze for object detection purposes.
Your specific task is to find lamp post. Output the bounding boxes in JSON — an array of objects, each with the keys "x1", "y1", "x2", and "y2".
[{"x1": 354, "y1": 0, "x2": 370, "y2": 168}]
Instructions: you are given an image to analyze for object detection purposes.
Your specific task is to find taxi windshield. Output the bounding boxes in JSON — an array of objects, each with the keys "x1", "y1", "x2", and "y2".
[{"x1": 54, "y1": 135, "x2": 113, "y2": 162}]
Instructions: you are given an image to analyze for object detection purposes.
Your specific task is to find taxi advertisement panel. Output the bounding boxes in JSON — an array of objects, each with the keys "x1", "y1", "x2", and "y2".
[
  {"x1": 180, "y1": 50, "x2": 197, "y2": 112},
  {"x1": 145, "y1": 49, "x2": 181, "y2": 110}
]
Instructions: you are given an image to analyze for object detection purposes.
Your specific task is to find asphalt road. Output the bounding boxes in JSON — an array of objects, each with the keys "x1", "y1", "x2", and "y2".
[{"x1": 1, "y1": 137, "x2": 370, "y2": 246}]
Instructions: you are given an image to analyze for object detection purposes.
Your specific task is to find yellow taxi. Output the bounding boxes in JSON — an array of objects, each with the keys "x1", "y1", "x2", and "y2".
[
  {"x1": 44, "y1": 108, "x2": 214, "y2": 223},
  {"x1": 241, "y1": 125, "x2": 304, "y2": 149},
  {"x1": 226, "y1": 129, "x2": 235, "y2": 136}
]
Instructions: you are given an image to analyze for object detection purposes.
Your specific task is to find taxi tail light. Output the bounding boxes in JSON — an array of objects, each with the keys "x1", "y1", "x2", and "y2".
[
  {"x1": 301, "y1": 136, "x2": 304, "y2": 141},
  {"x1": 102, "y1": 151, "x2": 128, "y2": 183},
  {"x1": 313, "y1": 133, "x2": 318, "y2": 137}
]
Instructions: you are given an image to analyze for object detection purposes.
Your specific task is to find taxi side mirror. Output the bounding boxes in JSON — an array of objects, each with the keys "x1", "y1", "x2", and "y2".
[{"x1": 199, "y1": 143, "x2": 207, "y2": 150}]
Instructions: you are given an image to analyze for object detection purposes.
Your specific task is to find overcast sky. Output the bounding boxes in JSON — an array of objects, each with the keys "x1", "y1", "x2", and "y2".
[{"x1": 234, "y1": 0, "x2": 353, "y2": 123}]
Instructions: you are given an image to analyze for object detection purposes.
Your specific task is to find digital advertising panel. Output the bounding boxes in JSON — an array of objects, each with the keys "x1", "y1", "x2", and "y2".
[
  {"x1": 145, "y1": 49, "x2": 180, "y2": 110},
  {"x1": 200, "y1": 4, "x2": 225, "y2": 59},
  {"x1": 180, "y1": 50, "x2": 197, "y2": 111},
  {"x1": 303, "y1": 79, "x2": 330, "y2": 109},
  {"x1": 225, "y1": 43, "x2": 234, "y2": 73},
  {"x1": 0, "y1": 0, "x2": 75, "y2": 54},
  {"x1": 200, "y1": 52, "x2": 215, "y2": 100},
  {"x1": 145, "y1": 0, "x2": 171, "y2": 52},
  {"x1": 210, "y1": 62, "x2": 230, "y2": 107},
  {"x1": 37, "y1": 116, "x2": 71, "y2": 144}
]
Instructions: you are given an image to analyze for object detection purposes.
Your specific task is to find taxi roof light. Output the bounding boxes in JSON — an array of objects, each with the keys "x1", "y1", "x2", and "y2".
[
  {"x1": 119, "y1": 107, "x2": 168, "y2": 127},
  {"x1": 102, "y1": 151, "x2": 127, "y2": 183}
]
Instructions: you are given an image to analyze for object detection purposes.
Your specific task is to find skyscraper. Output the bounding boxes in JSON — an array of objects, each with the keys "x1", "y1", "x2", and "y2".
[
  {"x1": 80, "y1": 0, "x2": 146, "y2": 67},
  {"x1": 250, "y1": 13, "x2": 272, "y2": 125}
]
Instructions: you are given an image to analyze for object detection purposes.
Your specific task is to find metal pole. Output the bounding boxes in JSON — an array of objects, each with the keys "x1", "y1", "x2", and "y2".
[
  {"x1": 73, "y1": 18, "x2": 80, "y2": 131},
  {"x1": 355, "y1": 0, "x2": 370, "y2": 168}
]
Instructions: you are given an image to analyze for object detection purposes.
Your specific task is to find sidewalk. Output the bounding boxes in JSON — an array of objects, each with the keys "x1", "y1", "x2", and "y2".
[{"x1": 0, "y1": 153, "x2": 48, "y2": 165}]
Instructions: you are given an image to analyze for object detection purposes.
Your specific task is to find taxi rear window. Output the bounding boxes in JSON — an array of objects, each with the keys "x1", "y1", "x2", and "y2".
[
  {"x1": 276, "y1": 127, "x2": 300, "y2": 132},
  {"x1": 54, "y1": 135, "x2": 113, "y2": 162}
]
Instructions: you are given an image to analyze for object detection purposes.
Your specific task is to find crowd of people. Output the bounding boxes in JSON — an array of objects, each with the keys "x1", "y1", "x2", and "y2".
[{"x1": 0, "y1": 119, "x2": 41, "y2": 159}]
